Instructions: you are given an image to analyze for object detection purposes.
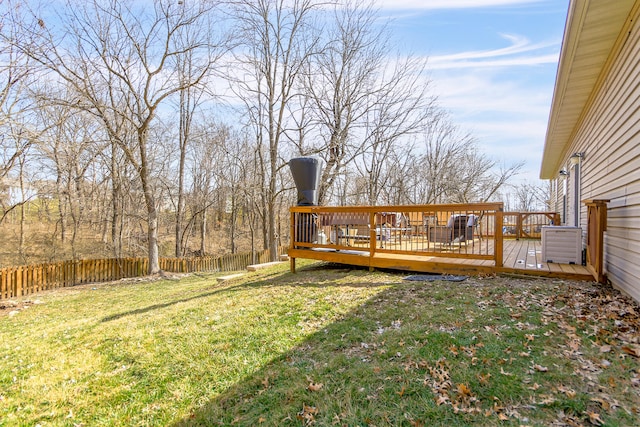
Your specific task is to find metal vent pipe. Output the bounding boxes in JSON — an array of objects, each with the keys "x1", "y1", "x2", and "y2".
[
  {"x1": 289, "y1": 157, "x2": 323, "y2": 243},
  {"x1": 288, "y1": 157, "x2": 323, "y2": 206}
]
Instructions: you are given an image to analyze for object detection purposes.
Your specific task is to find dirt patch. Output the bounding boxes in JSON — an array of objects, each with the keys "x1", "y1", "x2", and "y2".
[{"x1": 0, "y1": 299, "x2": 45, "y2": 317}]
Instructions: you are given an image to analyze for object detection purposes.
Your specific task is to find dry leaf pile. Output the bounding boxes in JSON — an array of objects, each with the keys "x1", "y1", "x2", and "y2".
[{"x1": 370, "y1": 280, "x2": 639, "y2": 426}]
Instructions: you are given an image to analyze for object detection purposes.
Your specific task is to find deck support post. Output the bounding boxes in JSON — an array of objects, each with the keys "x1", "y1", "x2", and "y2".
[{"x1": 289, "y1": 210, "x2": 296, "y2": 273}]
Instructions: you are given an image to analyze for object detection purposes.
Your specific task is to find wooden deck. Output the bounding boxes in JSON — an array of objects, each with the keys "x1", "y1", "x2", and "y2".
[
  {"x1": 289, "y1": 203, "x2": 597, "y2": 282},
  {"x1": 499, "y1": 239, "x2": 592, "y2": 280},
  {"x1": 289, "y1": 239, "x2": 593, "y2": 281}
]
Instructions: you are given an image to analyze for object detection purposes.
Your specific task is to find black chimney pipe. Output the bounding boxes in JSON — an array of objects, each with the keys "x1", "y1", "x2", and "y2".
[
  {"x1": 288, "y1": 157, "x2": 322, "y2": 206},
  {"x1": 289, "y1": 157, "x2": 323, "y2": 244}
]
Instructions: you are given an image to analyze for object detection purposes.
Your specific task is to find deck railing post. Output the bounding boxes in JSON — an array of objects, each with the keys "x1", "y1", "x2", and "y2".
[
  {"x1": 583, "y1": 199, "x2": 609, "y2": 283},
  {"x1": 495, "y1": 205, "x2": 504, "y2": 267},
  {"x1": 369, "y1": 211, "x2": 376, "y2": 271}
]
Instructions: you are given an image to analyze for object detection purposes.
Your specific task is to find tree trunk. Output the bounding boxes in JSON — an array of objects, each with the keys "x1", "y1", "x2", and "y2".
[
  {"x1": 110, "y1": 146, "x2": 122, "y2": 258},
  {"x1": 199, "y1": 209, "x2": 207, "y2": 256},
  {"x1": 175, "y1": 87, "x2": 189, "y2": 257},
  {"x1": 148, "y1": 216, "x2": 160, "y2": 274}
]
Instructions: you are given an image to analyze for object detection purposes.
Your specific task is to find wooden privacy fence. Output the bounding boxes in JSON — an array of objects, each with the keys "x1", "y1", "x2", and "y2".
[{"x1": 0, "y1": 246, "x2": 285, "y2": 300}]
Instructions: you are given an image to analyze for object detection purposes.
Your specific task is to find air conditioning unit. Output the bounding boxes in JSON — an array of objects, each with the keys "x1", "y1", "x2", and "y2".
[{"x1": 541, "y1": 226, "x2": 582, "y2": 264}]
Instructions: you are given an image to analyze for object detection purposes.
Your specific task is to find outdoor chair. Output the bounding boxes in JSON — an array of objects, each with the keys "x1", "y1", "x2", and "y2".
[{"x1": 428, "y1": 214, "x2": 477, "y2": 244}]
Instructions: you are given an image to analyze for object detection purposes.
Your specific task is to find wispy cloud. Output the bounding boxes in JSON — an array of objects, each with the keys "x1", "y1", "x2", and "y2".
[
  {"x1": 429, "y1": 54, "x2": 559, "y2": 69},
  {"x1": 378, "y1": 0, "x2": 566, "y2": 183},
  {"x1": 375, "y1": 0, "x2": 546, "y2": 10},
  {"x1": 434, "y1": 33, "x2": 550, "y2": 59},
  {"x1": 429, "y1": 69, "x2": 554, "y2": 181},
  {"x1": 427, "y1": 34, "x2": 559, "y2": 69}
]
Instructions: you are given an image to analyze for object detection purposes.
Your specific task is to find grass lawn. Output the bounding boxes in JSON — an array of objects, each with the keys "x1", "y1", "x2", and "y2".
[{"x1": 1, "y1": 260, "x2": 639, "y2": 426}]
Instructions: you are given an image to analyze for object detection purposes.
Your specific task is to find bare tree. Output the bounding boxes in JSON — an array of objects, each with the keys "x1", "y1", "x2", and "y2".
[
  {"x1": 357, "y1": 57, "x2": 436, "y2": 205},
  {"x1": 510, "y1": 181, "x2": 551, "y2": 211},
  {"x1": 182, "y1": 121, "x2": 225, "y2": 256},
  {"x1": 19, "y1": 0, "x2": 225, "y2": 273},
  {"x1": 172, "y1": 11, "x2": 229, "y2": 257},
  {"x1": 0, "y1": 0, "x2": 39, "y2": 223},
  {"x1": 36, "y1": 100, "x2": 103, "y2": 259},
  {"x1": 404, "y1": 111, "x2": 469, "y2": 204},
  {"x1": 230, "y1": 0, "x2": 320, "y2": 260},
  {"x1": 301, "y1": 0, "x2": 388, "y2": 204},
  {"x1": 447, "y1": 154, "x2": 522, "y2": 203},
  {"x1": 391, "y1": 109, "x2": 522, "y2": 205}
]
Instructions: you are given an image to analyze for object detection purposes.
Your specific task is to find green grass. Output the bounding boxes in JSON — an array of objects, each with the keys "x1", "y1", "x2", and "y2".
[{"x1": 1, "y1": 261, "x2": 639, "y2": 426}]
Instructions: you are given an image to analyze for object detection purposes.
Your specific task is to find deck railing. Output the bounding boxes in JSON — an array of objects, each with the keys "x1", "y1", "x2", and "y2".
[
  {"x1": 290, "y1": 203, "x2": 505, "y2": 266},
  {"x1": 501, "y1": 212, "x2": 560, "y2": 240}
]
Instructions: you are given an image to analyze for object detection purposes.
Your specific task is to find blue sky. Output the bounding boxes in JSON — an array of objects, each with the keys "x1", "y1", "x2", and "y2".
[{"x1": 376, "y1": 0, "x2": 570, "y2": 183}]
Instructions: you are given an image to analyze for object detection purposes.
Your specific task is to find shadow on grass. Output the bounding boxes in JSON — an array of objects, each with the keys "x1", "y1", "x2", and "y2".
[
  {"x1": 101, "y1": 263, "x2": 386, "y2": 323},
  {"x1": 100, "y1": 286, "x2": 243, "y2": 322},
  {"x1": 167, "y1": 264, "x2": 481, "y2": 427}
]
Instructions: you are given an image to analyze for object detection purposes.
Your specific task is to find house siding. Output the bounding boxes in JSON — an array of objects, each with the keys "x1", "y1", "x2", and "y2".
[{"x1": 552, "y1": 5, "x2": 640, "y2": 301}]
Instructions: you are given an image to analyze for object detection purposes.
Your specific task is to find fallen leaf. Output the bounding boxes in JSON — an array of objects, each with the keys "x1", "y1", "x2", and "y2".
[
  {"x1": 591, "y1": 397, "x2": 611, "y2": 412},
  {"x1": 557, "y1": 385, "x2": 576, "y2": 398},
  {"x1": 533, "y1": 364, "x2": 549, "y2": 372},
  {"x1": 498, "y1": 412, "x2": 509, "y2": 421},
  {"x1": 622, "y1": 345, "x2": 640, "y2": 358},
  {"x1": 477, "y1": 373, "x2": 491, "y2": 385},
  {"x1": 435, "y1": 395, "x2": 449, "y2": 405},
  {"x1": 397, "y1": 385, "x2": 406, "y2": 397},
  {"x1": 457, "y1": 383, "x2": 472, "y2": 397},
  {"x1": 297, "y1": 404, "x2": 318, "y2": 425},
  {"x1": 308, "y1": 382, "x2": 323, "y2": 392},
  {"x1": 585, "y1": 410, "x2": 604, "y2": 426},
  {"x1": 599, "y1": 345, "x2": 612, "y2": 353},
  {"x1": 537, "y1": 395, "x2": 555, "y2": 405},
  {"x1": 500, "y1": 367, "x2": 514, "y2": 376}
]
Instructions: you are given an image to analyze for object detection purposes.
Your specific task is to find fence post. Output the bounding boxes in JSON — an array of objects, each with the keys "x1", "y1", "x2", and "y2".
[
  {"x1": 1, "y1": 268, "x2": 6, "y2": 299},
  {"x1": 15, "y1": 267, "x2": 22, "y2": 297}
]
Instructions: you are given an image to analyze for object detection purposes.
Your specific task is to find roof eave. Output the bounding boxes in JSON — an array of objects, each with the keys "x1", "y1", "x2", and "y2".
[{"x1": 540, "y1": 0, "x2": 636, "y2": 180}]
